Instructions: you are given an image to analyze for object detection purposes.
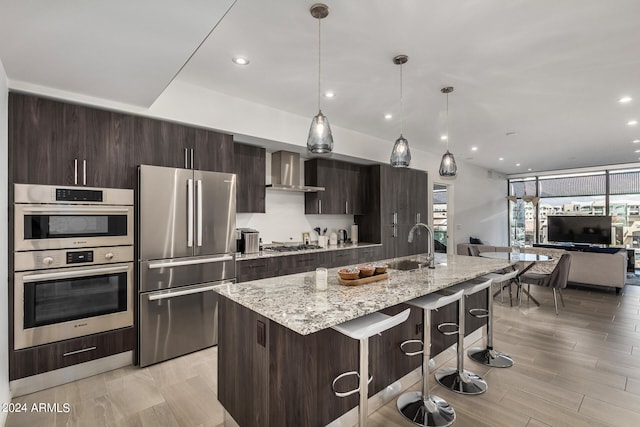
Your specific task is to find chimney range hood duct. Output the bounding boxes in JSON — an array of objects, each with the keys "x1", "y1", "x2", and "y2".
[{"x1": 266, "y1": 151, "x2": 325, "y2": 192}]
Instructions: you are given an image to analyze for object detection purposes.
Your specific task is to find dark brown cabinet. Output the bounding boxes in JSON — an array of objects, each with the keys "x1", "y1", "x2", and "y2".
[
  {"x1": 10, "y1": 93, "x2": 136, "y2": 188},
  {"x1": 304, "y1": 158, "x2": 366, "y2": 215},
  {"x1": 133, "y1": 116, "x2": 234, "y2": 173},
  {"x1": 357, "y1": 165, "x2": 429, "y2": 258},
  {"x1": 9, "y1": 327, "x2": 135, "y2": 380},
  {"x1": 234, "y1": 143, "x2": 266, "y2": 213}
]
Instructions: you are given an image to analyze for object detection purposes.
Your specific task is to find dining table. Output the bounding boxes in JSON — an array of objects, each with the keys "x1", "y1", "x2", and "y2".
[{"x1": 478, "y1": 251, "x2": 552, "y2": 306}]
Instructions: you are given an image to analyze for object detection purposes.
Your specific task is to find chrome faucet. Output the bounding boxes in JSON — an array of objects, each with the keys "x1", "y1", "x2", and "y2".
[{"x1": 408, "y1": 222, "x2": 436, "y2": 269}]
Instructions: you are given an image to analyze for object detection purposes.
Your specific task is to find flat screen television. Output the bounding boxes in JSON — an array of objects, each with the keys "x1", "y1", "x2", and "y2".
[{"x1": 547, "y1": 215, "x2": 612, "y2": 245}]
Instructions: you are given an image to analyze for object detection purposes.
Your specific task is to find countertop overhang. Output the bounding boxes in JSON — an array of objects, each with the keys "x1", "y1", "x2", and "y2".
[{"x1": 215, "y1": 253, "x2": 513, "y2": 335}]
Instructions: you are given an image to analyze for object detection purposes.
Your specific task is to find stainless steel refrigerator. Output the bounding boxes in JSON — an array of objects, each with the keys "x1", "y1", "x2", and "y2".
[{"x1": 137, "y1": 164, "x2": 236, "y2": 367}]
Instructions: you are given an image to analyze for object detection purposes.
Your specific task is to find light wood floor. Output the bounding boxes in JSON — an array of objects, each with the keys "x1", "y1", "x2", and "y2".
[{"x1": 7, "y1": 284, "x2": 640, "y2": 427}]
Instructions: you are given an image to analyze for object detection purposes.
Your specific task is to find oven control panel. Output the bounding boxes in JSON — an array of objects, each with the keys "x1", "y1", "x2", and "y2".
[{"x1": 14, "y1": 246, "x2": 134, "y2": 271}]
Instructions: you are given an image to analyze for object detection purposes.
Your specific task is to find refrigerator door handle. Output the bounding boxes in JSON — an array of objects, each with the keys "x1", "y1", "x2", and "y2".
[
  {"x1": 187, "y1": 179, "x2": 194, "y2": 247},
  {"x1": 196, "y1": 179, "x2": 203, "y2": 247},
  {"x1": 147, "y1": 281, "x2": 233, "y2": 301},
  {"x1": 147, "y1": 255, "x2": 234, "y2": 269}
]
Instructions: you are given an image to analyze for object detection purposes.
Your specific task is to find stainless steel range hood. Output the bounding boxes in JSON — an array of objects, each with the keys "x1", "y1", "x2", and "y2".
[{"x1": 266, "y1": 151, "x2": 324, "y2": 192}]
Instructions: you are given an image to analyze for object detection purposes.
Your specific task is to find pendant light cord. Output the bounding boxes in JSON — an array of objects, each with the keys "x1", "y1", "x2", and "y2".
[
  {"x1": 399, "y1": 63, "x2": 404, "y2": 135},
  {"x1": 446, "y1": 92, "x2": 449, "y2": 151},
  {"x1": 317, "y1": 17, "x2": 321, "y2": 112}
]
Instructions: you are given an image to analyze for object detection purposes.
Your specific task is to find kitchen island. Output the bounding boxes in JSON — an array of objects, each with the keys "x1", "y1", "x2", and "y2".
[{"x1": 216, "y1": 253, "x2": 512, "y2": 427}]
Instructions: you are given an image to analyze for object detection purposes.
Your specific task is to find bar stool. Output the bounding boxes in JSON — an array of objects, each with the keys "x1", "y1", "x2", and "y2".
[
  {"x1": 331, "y1": 308, "x2": 411, "y2": 427},
  {"x1": 434, "y1": 279, "x2": 489, "y2": 395},
  {"x1": 483, "y1": 269, "x2": 519, "y2": 306},
  {"x1": 471, "y1": 270, "x2": 519, "y2": 368},
  {"x1": 396, "y1": 289, "x2": 463, "y2": 426}
]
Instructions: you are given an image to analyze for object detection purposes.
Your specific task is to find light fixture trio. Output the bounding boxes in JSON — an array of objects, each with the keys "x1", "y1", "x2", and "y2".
[
  {"x1": 304, "y1": 3, "x2": 460, "y2": 177},
  {"x1": 307, "y1": 3, "x2": 334, "y2": 154}
]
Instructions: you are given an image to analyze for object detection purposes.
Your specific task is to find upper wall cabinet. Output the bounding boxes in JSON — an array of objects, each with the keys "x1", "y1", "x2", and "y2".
[
  {"x1": 9, "y1": 93, "x2": 235, "y2": 189},
  {"x1": 10, "y1": 93, "x2": 135, "y2": 188},
  {"x1": 304, "y1": 158, "x2": 366, "y2": 215},
  {"x1": 133, "y1": 116, "x2": 234, "y2": 173},
  {"x1": 234, "y1": 143, "x2": 266, "y2": 213}
]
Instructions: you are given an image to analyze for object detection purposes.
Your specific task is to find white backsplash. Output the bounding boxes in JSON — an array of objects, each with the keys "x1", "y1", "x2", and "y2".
[{"x1": 236, "y1": 190, "x2": 354, "y2": 244}]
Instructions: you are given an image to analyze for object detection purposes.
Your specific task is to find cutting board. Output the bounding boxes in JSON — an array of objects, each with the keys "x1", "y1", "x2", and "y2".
[{"x1": 338, "y1": 272, "x2": 389, "y2": 286}]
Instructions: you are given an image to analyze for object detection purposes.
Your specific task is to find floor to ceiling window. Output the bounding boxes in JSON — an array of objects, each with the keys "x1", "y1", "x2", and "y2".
[
  {"x1": 508, "y1": 168, "x2": 640, "y2": 254},
  {"x1": 433, "y1": 183, "x2": 448, "y2": 253}
]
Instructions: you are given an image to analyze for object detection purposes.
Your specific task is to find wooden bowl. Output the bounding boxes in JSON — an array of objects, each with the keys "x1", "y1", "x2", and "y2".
[
  {"x1": 338, "y1": 268, "x2": 360, "y2": 280},
  {"x1": 373, "y1": 263, "x2": 388, "y2": 274},
  {"x1": 357, "y1": 265, "x2": 375, "y2": 277}
]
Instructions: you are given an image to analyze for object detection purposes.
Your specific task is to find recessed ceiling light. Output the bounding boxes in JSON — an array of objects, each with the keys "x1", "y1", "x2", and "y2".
[
  {"x1": 232, "y1": 56, "x2": 250, "y2": 65},
  {"x1": 619, "y1": 96, "x2": 632, "y2": 103},
  {"x1": 440, "y1": 135, "x2": 448, "y2": 141},
  {"x1": 516, "y1": 163, "x2": 521, "y2": 167},
  {"x1": 384, "y1": 113, "x2": 393, "y2": 120},
  {"x1": 528, "y1": 168, "x2": 532, "y2": 171},
  {"x1": 634, "y1": 139, "x2": 640, "y2": 143},
  {"x1": 471, "y1": 146, "x2": 478, "y2": 151},
  {"x1": 628, "y1": 120, "x2": 638, "y2": 126},
  {"x1": 323, "y1": 91, "x2": 335, "y2": 98},
  {"x1": 498, "y1": 157, "x2": 504, "y2": 161},
  {"x1": 635, "y1": 149, "x2": 640, "y2": 153}
]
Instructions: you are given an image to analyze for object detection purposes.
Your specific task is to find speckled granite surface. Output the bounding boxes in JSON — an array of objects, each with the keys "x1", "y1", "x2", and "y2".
[
  {"x1": 235, "y1": 242, "x2": 381, "y2": 261},
  {"x1": 216, "y1": 253, "x2": 513, "y2": 335}
]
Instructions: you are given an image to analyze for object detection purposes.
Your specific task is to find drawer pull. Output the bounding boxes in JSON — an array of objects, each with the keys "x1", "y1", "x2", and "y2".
[{"x1": 63, "y1": 346, "x2": 97, "y2": 357}]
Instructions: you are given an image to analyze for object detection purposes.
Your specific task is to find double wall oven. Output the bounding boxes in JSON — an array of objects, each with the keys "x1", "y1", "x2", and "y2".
[{"x1": 13, "y1": 184, "x2": 134, "y2": 350}]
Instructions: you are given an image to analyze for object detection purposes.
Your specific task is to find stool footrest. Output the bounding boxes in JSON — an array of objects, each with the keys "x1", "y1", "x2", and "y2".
[
  {"x1": 437, "y1": 322, "x2": 459, "y2": 336},
  {"x1": 469, "y1": 308, "x2": 489, "y2": 319},
  {"x1": 331, "y1": 371, "x2": 373, "y2": 398},
  {"x1": 400, "y1": 339, "x2": 423, "y2": 356}
]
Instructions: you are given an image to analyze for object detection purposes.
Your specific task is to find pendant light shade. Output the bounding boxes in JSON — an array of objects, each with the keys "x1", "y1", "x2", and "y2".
[
  {"x1": 307, "y1": 3, "x2": 333, "y2": 154},
  {"x1": 307, "y1": 110, "x2": 334, "y2": 153},
  {"x1": 390, "y1": 135, "x2": 411, "y2": 167},
  {"x1": 390, "y1": 55, "x2": 411, "y2": 167},
  {"x1": 439, "y1": 86, "x2": 457, "y2": 177}
]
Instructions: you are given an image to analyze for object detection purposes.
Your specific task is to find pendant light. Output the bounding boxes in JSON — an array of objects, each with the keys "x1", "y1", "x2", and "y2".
[
  {"x1": 307, "y1": 3, "x2": 334, "y2": 154},
  {"x1": 439, "y1": 86, "x2": 457, "y2": 177},
  {"x1": 390, "y1": 55, "x2": 411, "y2": 167}
]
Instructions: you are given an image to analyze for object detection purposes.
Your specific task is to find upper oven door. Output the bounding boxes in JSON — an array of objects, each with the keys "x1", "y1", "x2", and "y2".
[{"x1": 15, "y1": 204, "x2": 134, "y2": 251}]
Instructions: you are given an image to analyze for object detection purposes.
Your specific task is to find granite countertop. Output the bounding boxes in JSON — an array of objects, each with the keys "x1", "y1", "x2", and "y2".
[
  {"x1": 216, "y1": 253, "x2": 513, "y2": 335},
  {"x1": 235, "y1": 242, "x2": 382, "y2": 261}
]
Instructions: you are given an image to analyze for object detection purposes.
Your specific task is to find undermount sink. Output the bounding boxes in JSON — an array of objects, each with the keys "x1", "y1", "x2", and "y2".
[{"x1": 386, "y1": 259, "x2": 426, "y2": 271}]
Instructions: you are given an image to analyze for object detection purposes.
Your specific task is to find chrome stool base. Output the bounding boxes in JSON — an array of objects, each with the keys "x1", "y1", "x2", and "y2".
[
  {"x1": 397, "y1": 391, "x2": 455, "y2": 427},
  {"x1": 468, "y1": 347, "x2": 514, "y2": 368},
  {"x1": 435, "y1": 368, "x2": 488, "y2": 395}
]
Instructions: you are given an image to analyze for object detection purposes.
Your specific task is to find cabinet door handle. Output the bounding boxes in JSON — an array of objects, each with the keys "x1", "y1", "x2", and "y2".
[
  {"x1": 74, "y1": 158, "x2": 78, "y2": 185},
  {"x1": 184, "y1": 148, "x2": 189, "y2": 169},
  {"x1": 345, "y1": 201, "x2": 348, "y2": 214},
  {"x1": 392, "y1": 212, "x2": 398, "y2": 225},
  {"x1": 83, "y1": 159, "x2": 87, "y2": 186},
  {"x1": 319, "y1": 199, "x2": 322, "y2": 214},
  {"x1": 63, "y1": 346, "x2": 97, "y2": 357},
  {"x1": 190, "y1": 148, "x2": 194, "y2": 170},
  {"x1": 416, "y1": 212, "x2": 421, "y2": 223}
]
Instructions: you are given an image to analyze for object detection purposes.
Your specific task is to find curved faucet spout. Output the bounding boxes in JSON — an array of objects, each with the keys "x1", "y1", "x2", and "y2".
[{"x1": 408, "y1": 222, "x2": 435, "y2": 268}]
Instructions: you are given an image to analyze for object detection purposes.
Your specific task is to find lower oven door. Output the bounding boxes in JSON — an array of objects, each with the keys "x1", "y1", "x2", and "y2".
[
  {"x1": 138, "y1": 281, "x2": 230, "y2": 367},
  {"x1": 14, "y1": 262, "x2": 133, "y2": 350}
]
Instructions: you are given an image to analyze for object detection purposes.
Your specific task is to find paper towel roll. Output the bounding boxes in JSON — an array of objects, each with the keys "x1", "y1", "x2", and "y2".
[{"x1": 351, "y1": 224, "x2": 358, "y2": 244}]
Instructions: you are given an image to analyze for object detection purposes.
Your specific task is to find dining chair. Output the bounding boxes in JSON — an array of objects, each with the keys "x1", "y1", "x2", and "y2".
[{"x1": 518, "y1": 253, "x2": 571, "y2": 315}]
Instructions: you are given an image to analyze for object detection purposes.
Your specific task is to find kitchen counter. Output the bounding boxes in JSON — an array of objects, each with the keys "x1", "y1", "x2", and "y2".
[
  {"x1": 235, "y1": 241, "x2": 381, "y2": 260},
  {"x1": 217, "y1": 253, "x2": 512, "y2": 335},
  {"x1": 216, "y1": 253, "x2": 513, "y2": 427}
]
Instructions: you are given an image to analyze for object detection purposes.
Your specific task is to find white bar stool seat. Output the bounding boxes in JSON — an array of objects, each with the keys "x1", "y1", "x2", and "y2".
[
  {"x1": 434, "y1": 278, "x2": 490, "y2": 395},
  {"x1": 482, "y1": 269, "x2": 519, "y2": 306},
  {"x1": 331, "y1": 308, "x2": 411, "y2": 427},
  {"x1": 396, "y1": 290, "x2": 463, "y2": 427}
]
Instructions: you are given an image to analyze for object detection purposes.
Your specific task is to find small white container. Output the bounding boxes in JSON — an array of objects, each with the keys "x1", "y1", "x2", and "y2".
[
  {"x1": 351, "y1": 224, "x2": 358, "y2": 244},
  {"x1": 315, "y1": 268, "x2": 328, "y2": 290},
  {"x1": 329, "y1": 232, "x2": 338, "y2": 246},
  {"x1": 318, "y1": 236, "x2": 328, "y2": 248}
]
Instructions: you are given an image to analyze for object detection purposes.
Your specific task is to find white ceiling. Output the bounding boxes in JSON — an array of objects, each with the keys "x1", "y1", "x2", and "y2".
[{"x1": 2, "y1": 0, "x2": 640, "y2": 175}]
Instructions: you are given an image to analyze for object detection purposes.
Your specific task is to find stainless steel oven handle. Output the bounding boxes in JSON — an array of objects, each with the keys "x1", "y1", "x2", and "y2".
[
  {"x1": 21, "y1": 207, "x2": 131, "y2": 214},
  {"x1": 23, "y1": 265, "x2": 130, "y2": 282},
  {"x1": 148, "y1": 282, "x2": 231, "y2": 301},
  {"x1": 187, "y1": 179, "x2": 194, "y2": 247},
  {"x1": 64, "y1": 347, "x2": 97, "y2": 357},
  {"x1": 147, "y1": 255, "x2": 233, "y2": 270}
]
